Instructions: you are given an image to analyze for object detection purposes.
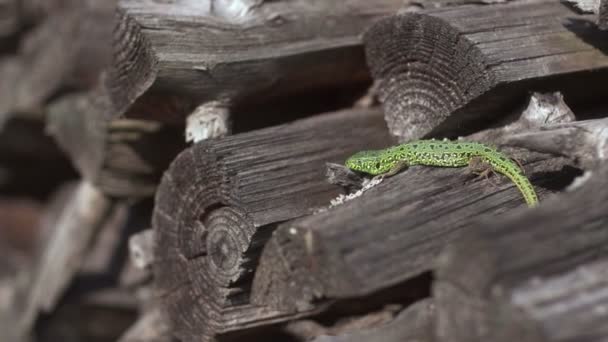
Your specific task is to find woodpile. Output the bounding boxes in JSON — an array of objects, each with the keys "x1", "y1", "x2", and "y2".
[{"x1": 1, "y1": 0, "x2": 608, "y2": 341}]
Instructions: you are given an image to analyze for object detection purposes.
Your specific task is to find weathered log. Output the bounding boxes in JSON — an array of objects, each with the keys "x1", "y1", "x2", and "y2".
[
  {"x1": 250, "y1": 97, "x2": 577, "y2": 314},
  {"x1": 364, "y1": 0, "x2": 608, "y2": 141},
  {"x1": 47, "y1": 92, "x2": 186, "y2": 197},
  {"x1": 109, "y1": 0, "x2": 405, "y2": 125},
  {"x1": 434, "y1": 162, "x2": 608, "y2": 342},
  {"x1": 310, "y1": 299, "x2": 435, "y2": 342},
  {"x1": 563, "y1": 0, "x2": 608, "y2": 29},
  {"x1": 153, "y1": 108, "x2": 391, "y2": 341}
]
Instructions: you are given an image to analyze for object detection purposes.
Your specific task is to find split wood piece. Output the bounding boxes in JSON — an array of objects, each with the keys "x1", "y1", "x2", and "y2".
[
  {"x1": 47, "y1": 92, "x2": 187, "y2": 197},
  {"x1": 563, "y1": 0, "x2": 608, "y2": 29},
  {"x1": 310, "y1": 300, "x2": 435, "y2": 342},
  {"x1": 109, "y1": 0, "x2": 405, "y2": 123},
  {"x1": 364, "y1": 0, "x2": 608, "y2": 141},
  {"x1": 251, "y1": 149, "x2": 574, "y2": 313},
  {"x1": 0, "y1": 0, "x2": 114, "y2": 117},
  {"x1": 12, "y1": 182, "x2": 115, "y2": 338},
  {"x1": 506, "y1": 117, "x2": 608, "y2": 169},
  {"x1": 153, "y1": 108, "x2": 392, "y2": 342},
  {"x1": 435, "y1": 162, "x2": 608, "y2": 342}
]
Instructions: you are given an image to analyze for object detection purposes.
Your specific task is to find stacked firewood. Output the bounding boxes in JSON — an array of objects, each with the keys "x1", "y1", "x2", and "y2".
[{"x1": 1, "y1": 0, "x2": 608, "y2": 341}]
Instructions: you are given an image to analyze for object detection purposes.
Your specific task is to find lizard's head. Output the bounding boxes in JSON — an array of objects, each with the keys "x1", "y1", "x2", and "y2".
[{"x1": 345, "y1": 150, "x2": 395, "y2": 176}]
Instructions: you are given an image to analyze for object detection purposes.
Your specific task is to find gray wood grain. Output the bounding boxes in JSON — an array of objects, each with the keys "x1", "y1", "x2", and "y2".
[
  {"x1": 435, "y1": 162, "x2": 608, "y2": 342},
  {"x1": 152, "y1": 108, "x2": 392, "y2": 341},
  {"x1": 364, "y1": 0, "x2": 608, "y2": 142},
  {"x1": 109, "y1": 0, "x2": 404, "y2": 120}
]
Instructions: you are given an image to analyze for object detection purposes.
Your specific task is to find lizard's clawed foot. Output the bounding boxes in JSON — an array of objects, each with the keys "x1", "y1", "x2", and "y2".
[
  {"x1": 384, "y1": 160, "x2": 409, "y2": 177},
  {"x1": 467, "y1": 157, "x2": 500, "y2": 188}
]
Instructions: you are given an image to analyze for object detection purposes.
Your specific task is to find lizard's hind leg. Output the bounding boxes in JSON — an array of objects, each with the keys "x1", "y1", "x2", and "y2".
[
  {"x1": 511, "y1": 157, "x2": 526, "y2": 174},
  {"x1": 468, "y1": 157, "x2": 500, "y2": 187},
  {"x1": 384, "y1": 160, "x2": 409, "y2": 177}
]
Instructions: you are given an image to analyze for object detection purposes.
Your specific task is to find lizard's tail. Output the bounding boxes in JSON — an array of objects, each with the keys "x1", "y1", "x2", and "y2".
[{"x1": 487, "y1": 154, "x2": 538, "y2": 207}]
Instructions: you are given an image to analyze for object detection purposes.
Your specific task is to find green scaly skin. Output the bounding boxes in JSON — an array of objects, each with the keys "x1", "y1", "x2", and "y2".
[{"x1": 345, "y1": 139, "x2": 538, "y2": 207}]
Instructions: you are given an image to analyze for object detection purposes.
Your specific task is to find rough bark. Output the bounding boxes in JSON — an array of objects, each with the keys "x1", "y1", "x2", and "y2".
[
  {"x1": 250, "y1": 97, "x2": 577, "y2": 314},
  {"x1": 364, "y1": 0, "x2": 608, "y2": 141},
  {"x1": 109, "y1": 0, "x2": 405, "y2": 122},
  {"x1": 47, "y1": 92, "x2": 186, "y2": 198},
  {"x1": 153, "y1": 108, "x2": 392, "y2": 341},
  {"x1": 435, "y1": 162, "x2": 608, "y2": 342}
]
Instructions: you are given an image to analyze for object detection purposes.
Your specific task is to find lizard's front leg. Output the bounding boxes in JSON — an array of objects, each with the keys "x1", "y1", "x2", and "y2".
[
  {"x1": 385, "y1": 160, "x2": 409, "y2": 177},
  {"x1": 373, "y1": 160, "x2": 409, "y2": 181}
]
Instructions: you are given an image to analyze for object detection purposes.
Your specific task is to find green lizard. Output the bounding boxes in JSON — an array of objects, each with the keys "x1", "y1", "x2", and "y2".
[{"x1": 345, "y1": 139, "x2": 538, "y2": 207}]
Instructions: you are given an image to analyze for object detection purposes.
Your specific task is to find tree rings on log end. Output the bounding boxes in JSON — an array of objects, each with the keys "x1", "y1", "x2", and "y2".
[{"x1": 364, "y1": 13, "x2": 496, "y2": 141}]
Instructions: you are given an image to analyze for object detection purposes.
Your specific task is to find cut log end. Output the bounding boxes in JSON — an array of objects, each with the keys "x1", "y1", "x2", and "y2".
[
  {"x1": 108, "y1": 8, "x2": 158, "y2": 116},
  {"x1": 363, "y1": 13, "x2": 496, "y2": 141},
  {"x1": 152, "y1": 148, "x2": 250, "y2": 341}
]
